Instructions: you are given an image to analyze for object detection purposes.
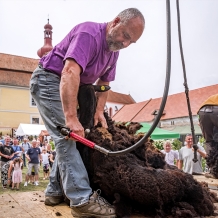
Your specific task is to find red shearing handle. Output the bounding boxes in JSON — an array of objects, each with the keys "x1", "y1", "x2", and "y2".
[
  {"x1": 57, "y1": 126, "x2": 110, "y2": 155},
  {"x1": 69, "y1": 131, "x2": 95, "y2": 149}
]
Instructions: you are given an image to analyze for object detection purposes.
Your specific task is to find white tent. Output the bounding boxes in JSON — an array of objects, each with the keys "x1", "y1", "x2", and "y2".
[{"x1": 15, "y1": 123, "x2": 46, "y2": 136}]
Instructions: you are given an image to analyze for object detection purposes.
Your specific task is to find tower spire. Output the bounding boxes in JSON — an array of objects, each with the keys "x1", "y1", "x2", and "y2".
[{"x1": 37, "y1": 18, "x2": 53, "y2": 58}]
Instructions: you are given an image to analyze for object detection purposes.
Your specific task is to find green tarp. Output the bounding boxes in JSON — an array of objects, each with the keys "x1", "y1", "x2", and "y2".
[{"x1": 136, "y1": 122, "x2": 180, "y2": 140}]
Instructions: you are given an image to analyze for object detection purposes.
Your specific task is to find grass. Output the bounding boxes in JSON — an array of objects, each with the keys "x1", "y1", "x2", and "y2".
[{"x1": 0, "y1": 165, "x2": 49, "y2": 195}]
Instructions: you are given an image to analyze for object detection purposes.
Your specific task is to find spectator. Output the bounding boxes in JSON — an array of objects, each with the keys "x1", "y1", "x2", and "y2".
[
  {"x1": 178, "y1": 134, "x2": 206, "y2": 175},
  {"x1": 11, "y1": 138, "x2": 24, "y2": 160},
  {"x1": 10, "y1": 157, "x2": 23, "y2": 190},
  {"x1": 41, "y1": 141, "x2": 47, "y2": 151},
  {"x1": 49, "y1": 149, "x2": 56, "y2": 168},
  {"x1": 21, "y1": 138, "x2": 31, "y2": 167},
  {"x1": 0, "y1": 136, "x2": 15, "y2": 168},
  {"x1": 1, "y1": 160, "x2": 13, "y2": 189},
  {"x1": 46, "y1": 144, "x2": 52, "y2": 168},
  {"x1": 36, "y1": 139, "x2": 42, "y2": 153},
  {"x1": 24, "y1": 140, "x2": 42, "y2": 186},
  {"x1": 42, "y1": 149, "x2": 50, "y2": 180},
  {"x1": 161, "y1": 140, "x2": 179, "y2": 166}
]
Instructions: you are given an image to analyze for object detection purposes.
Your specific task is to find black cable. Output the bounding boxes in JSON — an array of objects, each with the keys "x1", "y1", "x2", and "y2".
[
  {"x1": 176, "y1": 0, "x2": 198, "y2": 162},
  {"x1": 107, "y1": 0, "x2": 172, "y2": 156}
]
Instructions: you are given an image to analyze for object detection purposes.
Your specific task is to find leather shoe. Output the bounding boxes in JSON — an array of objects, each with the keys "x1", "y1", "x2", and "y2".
[{"x1": 45, "y1": 196, "x2": 64, "y2": 206}]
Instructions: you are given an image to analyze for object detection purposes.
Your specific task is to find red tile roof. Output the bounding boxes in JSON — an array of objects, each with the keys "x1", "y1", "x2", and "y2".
[
  {"x1": 0, "y1": 53, "x2": 39, "y2": 72},
  {"x1": 113, "y1": 84, "x2": 218, "y2": 122},
  {"x1": 107, "y1": 90, "x2": 136, "y2": 104},
  {"x1": 112, "y1": 99, "x2": 151, "y2": 122}
]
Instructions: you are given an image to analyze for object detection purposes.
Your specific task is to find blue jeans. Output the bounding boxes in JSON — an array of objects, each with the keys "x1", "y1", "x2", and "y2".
[{"x1": 30, "y1": 67, "x2": 92, "y2": 207}]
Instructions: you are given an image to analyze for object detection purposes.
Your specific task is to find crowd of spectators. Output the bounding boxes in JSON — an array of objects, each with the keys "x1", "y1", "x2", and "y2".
[
  {"x1": 0, "y1": 132, "x2": 209, "y2": 191},
  {"x1": 0, "y1": 135, "x2": 56, "y2": 189}
]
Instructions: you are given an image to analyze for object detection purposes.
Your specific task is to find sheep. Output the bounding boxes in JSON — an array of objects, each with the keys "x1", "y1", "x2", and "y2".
[{"x1": 77, "y1": 84, "x2": 217, "y2": 217}]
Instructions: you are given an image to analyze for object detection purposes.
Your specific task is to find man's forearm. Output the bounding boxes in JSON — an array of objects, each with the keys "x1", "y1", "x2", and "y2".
[
  {"x1": 178, "y1": 160, "x2": 183, "y2": 170},
  {"x1": 197, "y1": 149, "x2": 206, "y2": 158},
  {"x1": 60, "y1": 68, "x2": 80, "y2": 123},
  {"x1": 96, "y1": 91, "x2": 108, "y2": 112}
]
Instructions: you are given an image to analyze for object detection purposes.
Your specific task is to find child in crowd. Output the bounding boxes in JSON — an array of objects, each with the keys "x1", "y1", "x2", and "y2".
[
  {"x1": 11, "y1": 157, "x2": 23, "y2": 190},
  {"x1": 41, "y1": 149, "x2": 50, "y2": 179}
]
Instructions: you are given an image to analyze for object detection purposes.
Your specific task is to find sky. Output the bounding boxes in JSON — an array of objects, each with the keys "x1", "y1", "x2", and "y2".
[{"x1": 0, "y1": 0, "x2": 217, "y2": 102}]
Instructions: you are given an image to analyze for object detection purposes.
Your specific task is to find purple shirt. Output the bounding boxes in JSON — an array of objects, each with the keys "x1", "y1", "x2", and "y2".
[{"x1": 40, "y1": 22, "x2": 119, "y2": 84}]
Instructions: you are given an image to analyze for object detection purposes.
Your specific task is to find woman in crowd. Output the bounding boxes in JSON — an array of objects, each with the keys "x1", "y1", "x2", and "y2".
[{"x1": 161, "y1": 140, "x2": 179, "y2": 166}]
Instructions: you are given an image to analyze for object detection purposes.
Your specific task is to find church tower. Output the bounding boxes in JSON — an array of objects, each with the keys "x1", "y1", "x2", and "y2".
[{"x1": 37, "y1": 19, "x2": 53, "y2": 58}]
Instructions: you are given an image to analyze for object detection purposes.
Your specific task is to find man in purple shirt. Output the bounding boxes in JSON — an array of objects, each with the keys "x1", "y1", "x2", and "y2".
[{"x1": 30, "y1": 8, "x2": 144, "y2": 217}]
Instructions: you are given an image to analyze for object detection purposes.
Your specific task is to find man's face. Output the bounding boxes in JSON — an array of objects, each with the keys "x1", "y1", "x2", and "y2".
[
  {"x1": 13, "y1": 139, "x2": 19, "y2": 145},
  {"x1": 185, "y1": 135, "x2": 193, "y2": 147},
  {"x1": 32, "y1": 141, "x2": 37, "y2": 148},
  {"x1": 106, "y1": 17, "x2": 144, "y2": 52},
  {"x1": 5, "y1": 137, "x2": 11, "y2": 145}
]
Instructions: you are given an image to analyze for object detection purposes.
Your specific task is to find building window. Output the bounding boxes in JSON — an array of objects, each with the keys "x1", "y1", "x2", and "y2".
[
  {"x1": 31, "y1": 98, "x2": 36, "y2": 106},
  {"x1": 171, "y1": 121, "x2": 174, "y2": 125},
  {"x1": 151, "y1": 109, "x2": 166, "y2": 116},
  {"x1": 31, "y1": 117, "x2": 39, "y2": 124},
  {"x1": 29, "y1": 94, "x2": 36, "y2": 107},
  {"x1": 115, "y1": 106, "x2": 118, "y2": 112}
]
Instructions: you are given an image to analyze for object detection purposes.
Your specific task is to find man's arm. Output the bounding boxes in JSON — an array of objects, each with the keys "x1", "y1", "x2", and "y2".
[
  {"x1": 0, "y1": 151, "x2": 10, "y2": 159},
  {"x1": 178, "y1": 160, "x2": 183, "y2": 170},
  {"x1": 39, "y1": 154, "x2": 42, "y2": 162},
  {"x1": 25, "y1": 153, "x2": 31, "y2": 162},
  {"x1": 94, "y1": 79, "x2": 109, "y2": 128},
  {"x1": 20, "y1": 145, "x2": 24, "y2": 152},
  {"x1": 60, "y1": 58, "x2": 85, "y2": 137},
  {"x1": 9, "y1": 147, "x2": 15, "y2": 159},
  {"x1": 49, "y1": 154, "x2": 54, "y2": 163},
  {"x1": 192, "y1": 146, "x2": 206, "y2": 158},
  {"x1": 197, "y1": 149, "x2": 207, "y2": 158}
]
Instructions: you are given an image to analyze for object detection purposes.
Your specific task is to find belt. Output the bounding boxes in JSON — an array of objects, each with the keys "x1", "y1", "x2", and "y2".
[{"x1": 199, "y1": 105, "x2": 218, "y2": 112}]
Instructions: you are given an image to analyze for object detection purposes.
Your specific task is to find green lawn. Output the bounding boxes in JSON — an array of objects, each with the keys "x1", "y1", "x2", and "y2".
[{"x1": 0, "y1": 165, "x2": 49, "y2": 194}]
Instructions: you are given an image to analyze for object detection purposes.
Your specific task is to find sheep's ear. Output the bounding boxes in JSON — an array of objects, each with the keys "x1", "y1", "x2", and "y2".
[{"x1": 114, "y1": 193, "x2": 120, "y2": 202}]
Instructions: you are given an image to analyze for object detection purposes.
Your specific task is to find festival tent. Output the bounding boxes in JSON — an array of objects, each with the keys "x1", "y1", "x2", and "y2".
[
  {"x1": 136, "y1": 122, "x2": 180, "y2": 140},
  {"x1": 15, "y1": 123, "x2": 47, "y2": 136}
]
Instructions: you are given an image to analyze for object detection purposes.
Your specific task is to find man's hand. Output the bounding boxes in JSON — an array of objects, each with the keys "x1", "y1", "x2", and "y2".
[
  {"x1": 66, "y1": 117, "x2": 84, "y2": 138},
  {"x1": 5, "y1": 155, "x2": 10, "y2": 159},
  {"x1": 192, "y1": 144, "x2": 198, "y2": 151},
  {"x1": 94, "y1": 110, "x2": 108, "y2": 128}
]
